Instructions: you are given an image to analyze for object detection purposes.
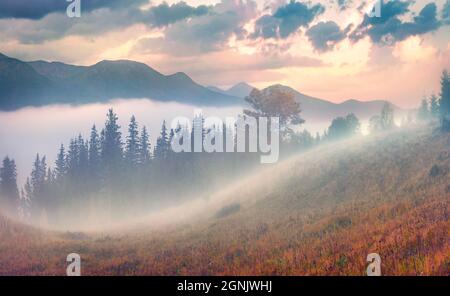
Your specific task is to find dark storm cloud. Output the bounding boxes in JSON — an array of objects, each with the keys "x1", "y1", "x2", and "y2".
[
  {"x1": 252, "y1": 0, "x2": 325, "y2": 39},
  {"x1": 134, "y1": 0, "x2": 258, "y2": 56},
  {"x1": 0, "y1": 1, "x2": 213, "y2": 44},
  {"x1": 306, "y1": 21, "x2": 351, "y2": 52},
  {"x1": 350, "y1": 1, "x2": 443, "y2": 45},
  {"x1": 0, "y1": 0, "x2": 147, "y2": 19},
  {"x1": 143, "y1": 2, "x2": 210, "y2": 28}
]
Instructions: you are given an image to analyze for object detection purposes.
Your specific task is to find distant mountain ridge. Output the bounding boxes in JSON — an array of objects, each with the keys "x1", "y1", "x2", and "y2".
[
  {"x1": 0, "y1": 53, "x2": 400, "y2": 122},
  {"x1": 0, "y1": 53, "x2": 241, "y2": 110},
  {"x1": 208, "y1": 83, "x2": 401, "y2": 122},
  {"x1": 260, "y1": 84, "x2": 402, "y2": 122},
  {"x1": 208, "y1": 82, "x2": 255, "y2": 98}
]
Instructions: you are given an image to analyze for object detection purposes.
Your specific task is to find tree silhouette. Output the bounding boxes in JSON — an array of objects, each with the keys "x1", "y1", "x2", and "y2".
[
  {"x1": 55, "y1": 144, "x2": 66, "y2": 180},
  {"x1": 380, "y1": 103, "x2": 395, "y2": 130},
  {"x1": 125, "y1": 115, "x2": 140, "y2": 167},
  {"x1": 429, "y1": 94, "x2": 439, "y2": 119},
  {"x1": 439, "y1": 70, "x2": 450, "y2": 130},
  {"x1": 418, "y1": 98, "x2": 430, "y2": 121},
  {"x1": 244, "y1": 87, "x2": 304, "y2": 138},
  {"x1": 30, "y1": 154, "x2": 47, "y2": 219},
  {"x1": 88, "y1": 125, "x2": 101, "y2": 189},
  {"x1": 327, "y1": 113, "x2": 361, "y2": 140},
  {"x1": 0, "y1": 156, "x2": 20, "y2": 215},
  {"x1": 139, "y1": 126, "x2": 151, "y2": 166},
  {"x1": 155, "y1": 120, "x2": 170, "y2": 160},
  {"x1": 101, "y1": 109, "x2": 123, "y2": 190}
]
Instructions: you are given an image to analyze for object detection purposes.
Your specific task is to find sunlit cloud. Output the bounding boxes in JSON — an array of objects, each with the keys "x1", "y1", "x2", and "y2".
[{"x1": 0, "y1": 0, "x2": 448, "y2": 107}]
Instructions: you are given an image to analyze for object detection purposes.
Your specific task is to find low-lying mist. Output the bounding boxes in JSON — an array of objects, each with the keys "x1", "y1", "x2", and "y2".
[
  {"x1": 0, "y1": 98, "x2": 388, "y2": 234},
  {"x1": 3, "y1": 130, "x2": 388, "y2": 233},
  {"x1": 0, "y1": 98, "x2": 342, "y2": 187}
]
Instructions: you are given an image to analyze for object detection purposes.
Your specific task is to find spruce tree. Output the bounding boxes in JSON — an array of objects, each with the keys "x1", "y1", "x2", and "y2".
[
  {"x1": 139, "y1": 126, "x2": 151, "y2": 165},
  {"x1": 125, "y1": 115, "x2": 140, "y2": 167},
  {"x1": 24, "y1": 178, "x2": 32, "y2": 205},
  {"x1": 88, "y1": 125, "x2": 101, "y2": 189},
  {"x1": 78, "y1": 135, "x2": 89, "y2": 177},
  {"x1": 101, "y1": 109, "x2": 123, "y2": 166},
  {"x1": 429, "y1": 94, "x2": 440, "y2": 118},
  {"x1": 440, "y1": 70, "x2": 450, "y2": 119},
  {"x1": 155, "y1": 121, "x2": 169, "y2": 160},
  {"x1": 101, "y1": 109, "x2": 123, "y2": 193},
  {"x1": 55, "y1": 144, "x2": 66, "y2": 180},
  {"x1": 30, "y1": 154, "x2": 46, "y2": 218},
  {"x1": 418, "y1": 98, "x2": 430, "y2": 120},
  {"x1": 380, "y1": 103, "x2": 395, "y2": 130},
  {"x1": 66, "y1": 138, "x2": 79, "y2": 177},
  {"x1": 0, "y1": 156, "x2": 20, "y2": 214}
]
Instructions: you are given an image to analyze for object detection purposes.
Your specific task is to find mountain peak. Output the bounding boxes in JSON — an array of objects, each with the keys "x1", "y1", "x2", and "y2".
[
  {"x1": 95, "y1": 59, "x2": 147, "y2": 67},
  {"x1": 228, "y1": 82, "x2": 253, "y2": 90},
  {"x1": 225, "y1": 82, "x2": 255, "y2": 98},
  {"x1": 169, "y1": 71, "x2": 191, "y2": 80}
]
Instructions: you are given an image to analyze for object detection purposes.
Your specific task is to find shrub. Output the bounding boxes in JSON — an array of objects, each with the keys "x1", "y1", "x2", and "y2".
[
  {"x1": 429, "y1": 165, "x2": 441, "y2": 177},
  {"x1": 215, "y1": 203, "x2": 241, "y2": 219}
]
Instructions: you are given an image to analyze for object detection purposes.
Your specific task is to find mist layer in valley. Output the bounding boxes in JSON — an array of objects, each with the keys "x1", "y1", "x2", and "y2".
[{"x1": 0, "y1": 123, "x2": 448, "y2": 275}]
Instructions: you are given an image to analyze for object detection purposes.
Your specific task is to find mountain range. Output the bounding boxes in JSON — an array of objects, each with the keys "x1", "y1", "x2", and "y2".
[
  {"x1": 207, "y1": 82, "x2": 255, "y2": 98},
  {"x1": 0, "y1": 53, "x2": 241, "y2": 110},
  {"x1": 0, "y1": 53, "x2": 400, "y2": 122}
]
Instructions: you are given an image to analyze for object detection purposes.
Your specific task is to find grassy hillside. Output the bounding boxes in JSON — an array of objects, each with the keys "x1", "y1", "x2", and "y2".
[{"x1": 0, "y1": 125, "x2": 449, "y2": 275}]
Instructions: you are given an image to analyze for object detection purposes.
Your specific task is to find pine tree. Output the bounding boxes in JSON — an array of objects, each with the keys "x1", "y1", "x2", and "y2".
[
  {"x1": 125, "y1": 115, "x2": 140, "y2": 167},
  {"x1": 155, "y1": 120, "x2": 169, "y2": 160},
  {"x1": 439, "y1": 70, "x2": 450, "y2": 119},
  {"x1": 429, "y1": 94, "x2": 440, "y2": 118},
  {"x1": 66, "y1": 138, "x2": 79, "y2": 177},
  {"x1": 78, "y1": 135, "x2": 89, "y2": 176},
  {"x1": 169, "y1": 128, "x2": 175, "y2": 155},
  {"x1": 30, "y1": 154, "x2": 46, "y2": 218},
  {"x1": 139, "y1": 126, "x2": 151, "y2": 165},
  {"x1": 380, "y1": 103, "x2": 395, "y2": 130},
  {"x1": 40, "y1": 156, "x2": 47, "y2": 191},
  {"x1": 101, "y1": 109, "x2": 123, "y2": 192},
  {"x1": 0, "y1": 156, "x2": 20, "y2": 214},
  {"x1": 101, "y1": 109, "x2": 123, "y2": 167},
  {"x1": 30, "y1": 154, "x2": 41, "y2": 195},
  {"x1": 88, "y1": 125, "x2": 101, "y2": 189},
  {"x1": 55, "y1": 144, "x2": 66, "y2": 180},
  {"x1": 418, "y1": 98, "x2": 430, "y2": 120},
  {"x1": 46, "y1": 168, "x2": 55, "y2": 184}
]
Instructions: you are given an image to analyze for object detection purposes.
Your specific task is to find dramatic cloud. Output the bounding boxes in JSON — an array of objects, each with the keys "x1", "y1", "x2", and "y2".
[
  {"x1": 0, "y1": 0, "x2": 147, "y2": 20},
  {"x1": 252, "y1": 0, "x2": 325, "y2": 39},
  {"x1": 337, "y1": 0, "x2": 353, "y2": 11},
  {"x1": 443, "y1": 0, "x2": 450, "y2": 21},
  {"x1": 306, "y1": 21, "x2": 351, "y2": 52},
  {"x1": 0, "y1": 8, "x2": 140, "y2": 44},
  {"x1": 143, "y1": 2, "x2": 211, "y2": 28},
  {"x1": 350, "y1": 1, "x2": 443, "y2": 45},
  {"x1": 135, "y1": 0, "x2": 258, "y2": 55},
  {"x1": 0, "y1": 1, "x2": 213, "y2": 44}
]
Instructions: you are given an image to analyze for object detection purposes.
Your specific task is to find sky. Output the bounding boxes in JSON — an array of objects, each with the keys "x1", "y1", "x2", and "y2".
[{"x1": 0, "y1": 0, "x2": 449, "y2": 107}]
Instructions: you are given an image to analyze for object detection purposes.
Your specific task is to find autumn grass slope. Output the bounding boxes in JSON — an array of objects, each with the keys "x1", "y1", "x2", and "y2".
[{"x1": 0, "y1": 125, "x2": 449, "y2": 275}]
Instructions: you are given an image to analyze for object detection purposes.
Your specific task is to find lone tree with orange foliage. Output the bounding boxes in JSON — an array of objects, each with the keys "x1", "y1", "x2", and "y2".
[{"x1": 244, "y1": 87, "x2": 305, "y2": 139}]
